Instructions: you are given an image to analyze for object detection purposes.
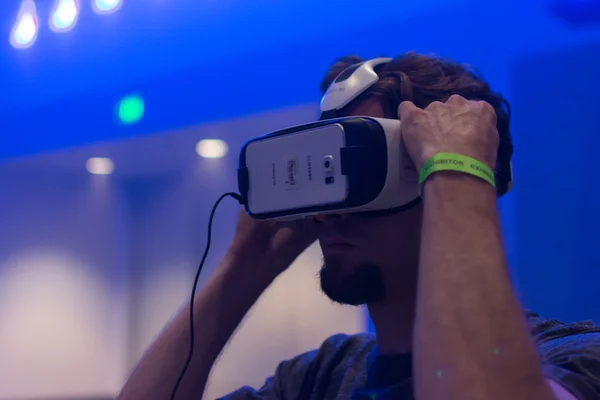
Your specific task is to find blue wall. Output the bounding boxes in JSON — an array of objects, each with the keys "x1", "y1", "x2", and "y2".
[
  {"x1": 511, "y1": 43, "x2": 600, "y2": 324},
  {"x1": 2, "y1": 0, "x2": 600, "y2": 329},
  {"x1": 3, "y1": 0, "x2": 600, "y2": 159}
]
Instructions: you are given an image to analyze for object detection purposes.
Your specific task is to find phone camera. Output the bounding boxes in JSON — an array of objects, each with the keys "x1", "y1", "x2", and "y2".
[
  {"x1": 325, "y1": 176, "x2": 335, "y2": 185},
  {"x1": 323, "y1": 155, "x2": 334, "y2": 172}
]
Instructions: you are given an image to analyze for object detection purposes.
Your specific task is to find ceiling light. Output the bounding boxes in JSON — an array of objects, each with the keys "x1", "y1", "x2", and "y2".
[
  {"x1": 92, "y1": 0, "x2": 123, "y2": 15},
  {"x1": 50, "y1": 0, "x2": 80, "y2": 32},
  {"x1": 116, "y1": 94, "x2": 145, "y2": 125},
  {"x1": 10, "y1": 0, "x2": 38, "y2": 49},
  {"x1": 86, "y1": 157, "x2": 115, "y2": 175},
  {"x1": 196, "y1": 139, "x2": 228, "y2": 159}
]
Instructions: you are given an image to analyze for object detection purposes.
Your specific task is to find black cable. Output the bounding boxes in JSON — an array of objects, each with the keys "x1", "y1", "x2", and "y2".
[{"x1": 170, "y1": 191, "x2": 243, "y2": 400}]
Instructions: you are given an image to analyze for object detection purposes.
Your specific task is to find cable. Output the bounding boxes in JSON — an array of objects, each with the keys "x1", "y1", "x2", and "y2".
[{"x1": 170, "y1": 191, "x2": 243, "y2": 400}]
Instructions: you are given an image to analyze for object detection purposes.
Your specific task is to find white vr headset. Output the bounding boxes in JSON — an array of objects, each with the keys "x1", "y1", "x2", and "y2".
[{"x1": 238, "y1": 58, "x2": 513, "y2": 220}]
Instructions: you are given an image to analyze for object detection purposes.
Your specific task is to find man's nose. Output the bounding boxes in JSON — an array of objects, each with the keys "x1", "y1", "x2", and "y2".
[{"x1": 313, "y1": 213, "x2": 349, "y2": 225}]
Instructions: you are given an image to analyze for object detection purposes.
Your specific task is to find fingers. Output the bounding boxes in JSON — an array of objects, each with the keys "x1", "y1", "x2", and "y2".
[
  {"x1": 447, "y1": 94, "x2": 468, "y2": 105},
  {"x1": 400, "y1": 97, "x2": 467, "y2": 118},
  {"x1": 398, "y1": 100, "x2": 420, "y2": 120},
  {"x1": 472, "y1": 100, "x2": 498, "y2": 125},
  {"x1": 399, "y1": 96, "x2": 496, "y2": 125},
  {"x1": 448, "y1": 95, "x2": 496, "y2": 118}
]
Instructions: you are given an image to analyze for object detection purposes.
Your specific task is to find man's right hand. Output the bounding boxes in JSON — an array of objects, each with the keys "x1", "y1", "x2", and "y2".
[{"x1": 227, "y1": 208, "x2": 320, "y2": 281}]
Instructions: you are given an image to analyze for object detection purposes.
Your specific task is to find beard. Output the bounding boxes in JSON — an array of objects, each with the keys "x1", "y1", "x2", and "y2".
[{"x1": 319, "y1": 255, "x2": 386, "y2": 306}]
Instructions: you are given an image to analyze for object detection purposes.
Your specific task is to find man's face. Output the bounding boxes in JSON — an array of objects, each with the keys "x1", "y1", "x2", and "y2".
[{"x1": 317, "y1": 98, "x2": 423, "y2": 306}]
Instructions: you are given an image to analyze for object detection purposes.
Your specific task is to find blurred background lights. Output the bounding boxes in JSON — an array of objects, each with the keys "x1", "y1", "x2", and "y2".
[
  {"x1": 116, "y1": 95, "x2": 145, "y2": 125},
  {"x1": 10, "y1": 0, "x2": 38, "y2": 49},
  {"x1": 86, "y1": 158, "x2": 115, "y2": 175},
  {"x1": 196, "y1": 139, "x2": 229, "y2": 159},
  {"x1": 92, "y1": 0, "x2": 123, "y2": 15},
  {"x1": 50, "y1": 0, "x2": 80, "y2": 32}
]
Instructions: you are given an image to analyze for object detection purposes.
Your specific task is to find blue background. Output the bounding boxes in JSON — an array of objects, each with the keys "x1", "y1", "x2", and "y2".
[{"x1": 2, "y1": 0, "x2": 600, "y2": 329}]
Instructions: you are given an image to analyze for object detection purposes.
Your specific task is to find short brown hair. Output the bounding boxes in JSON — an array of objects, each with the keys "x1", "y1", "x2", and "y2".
[{"x1": 320, "y1": 52, "x2": 513, "y2": 196}]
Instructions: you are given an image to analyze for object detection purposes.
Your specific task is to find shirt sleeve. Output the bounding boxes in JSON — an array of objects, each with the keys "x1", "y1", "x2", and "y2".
[
  {"x1": 215, "y1": 333, "x2": 358, "y2": 400},
  {"x1": 540, "y1": 332, "x2": 600, "y2": 399},
  {"x1": 215, "y1": 378, "x2": 280, "y2": 400},
  {"x1": 215, "y1": 349, "x2": 320, "y2": 400}
]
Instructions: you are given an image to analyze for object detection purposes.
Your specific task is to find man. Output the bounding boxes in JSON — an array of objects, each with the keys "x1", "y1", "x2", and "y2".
[{"x1": 117, "y1": 52, "x2": 600, "y2": 400}]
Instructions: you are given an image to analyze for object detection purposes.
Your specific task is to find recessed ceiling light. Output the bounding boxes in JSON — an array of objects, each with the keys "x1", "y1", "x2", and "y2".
[
  {"x1": 86, "y1": 157, "x2": 114, "y2": 175},
  {"x1": 196, "y1": 139, "x2": 228, "y2": 159}
]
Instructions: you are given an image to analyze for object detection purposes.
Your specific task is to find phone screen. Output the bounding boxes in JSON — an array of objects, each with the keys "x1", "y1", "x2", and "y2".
[{"x1": 244, "y1": 123, "x2": 349, "y2": 215}]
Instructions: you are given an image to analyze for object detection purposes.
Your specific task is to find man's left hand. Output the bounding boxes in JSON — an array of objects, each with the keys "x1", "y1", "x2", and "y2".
[{"x1": 398, "y1": 94, "x2": 500, "y2": 172}]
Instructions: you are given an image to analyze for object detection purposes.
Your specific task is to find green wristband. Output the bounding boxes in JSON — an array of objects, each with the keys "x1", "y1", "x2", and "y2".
[{"x1": 418, "y1": 153, "x2": 496, "y2": 188}]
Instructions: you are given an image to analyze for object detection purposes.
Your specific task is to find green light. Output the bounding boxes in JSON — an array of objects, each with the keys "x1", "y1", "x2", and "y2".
[{"x1": 117, "y1": 95, "x2": 144, "y2": 125}]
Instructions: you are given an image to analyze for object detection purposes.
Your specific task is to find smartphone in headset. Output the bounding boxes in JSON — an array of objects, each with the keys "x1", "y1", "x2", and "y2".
[{"x1": 240, "y1": 123, "x2": 349, "y2": 218}]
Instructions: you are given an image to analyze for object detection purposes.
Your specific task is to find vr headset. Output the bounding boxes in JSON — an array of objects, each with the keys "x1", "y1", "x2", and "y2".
[{"x1": 237, "y1": 58, "x2": 513, "y2": 220}]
